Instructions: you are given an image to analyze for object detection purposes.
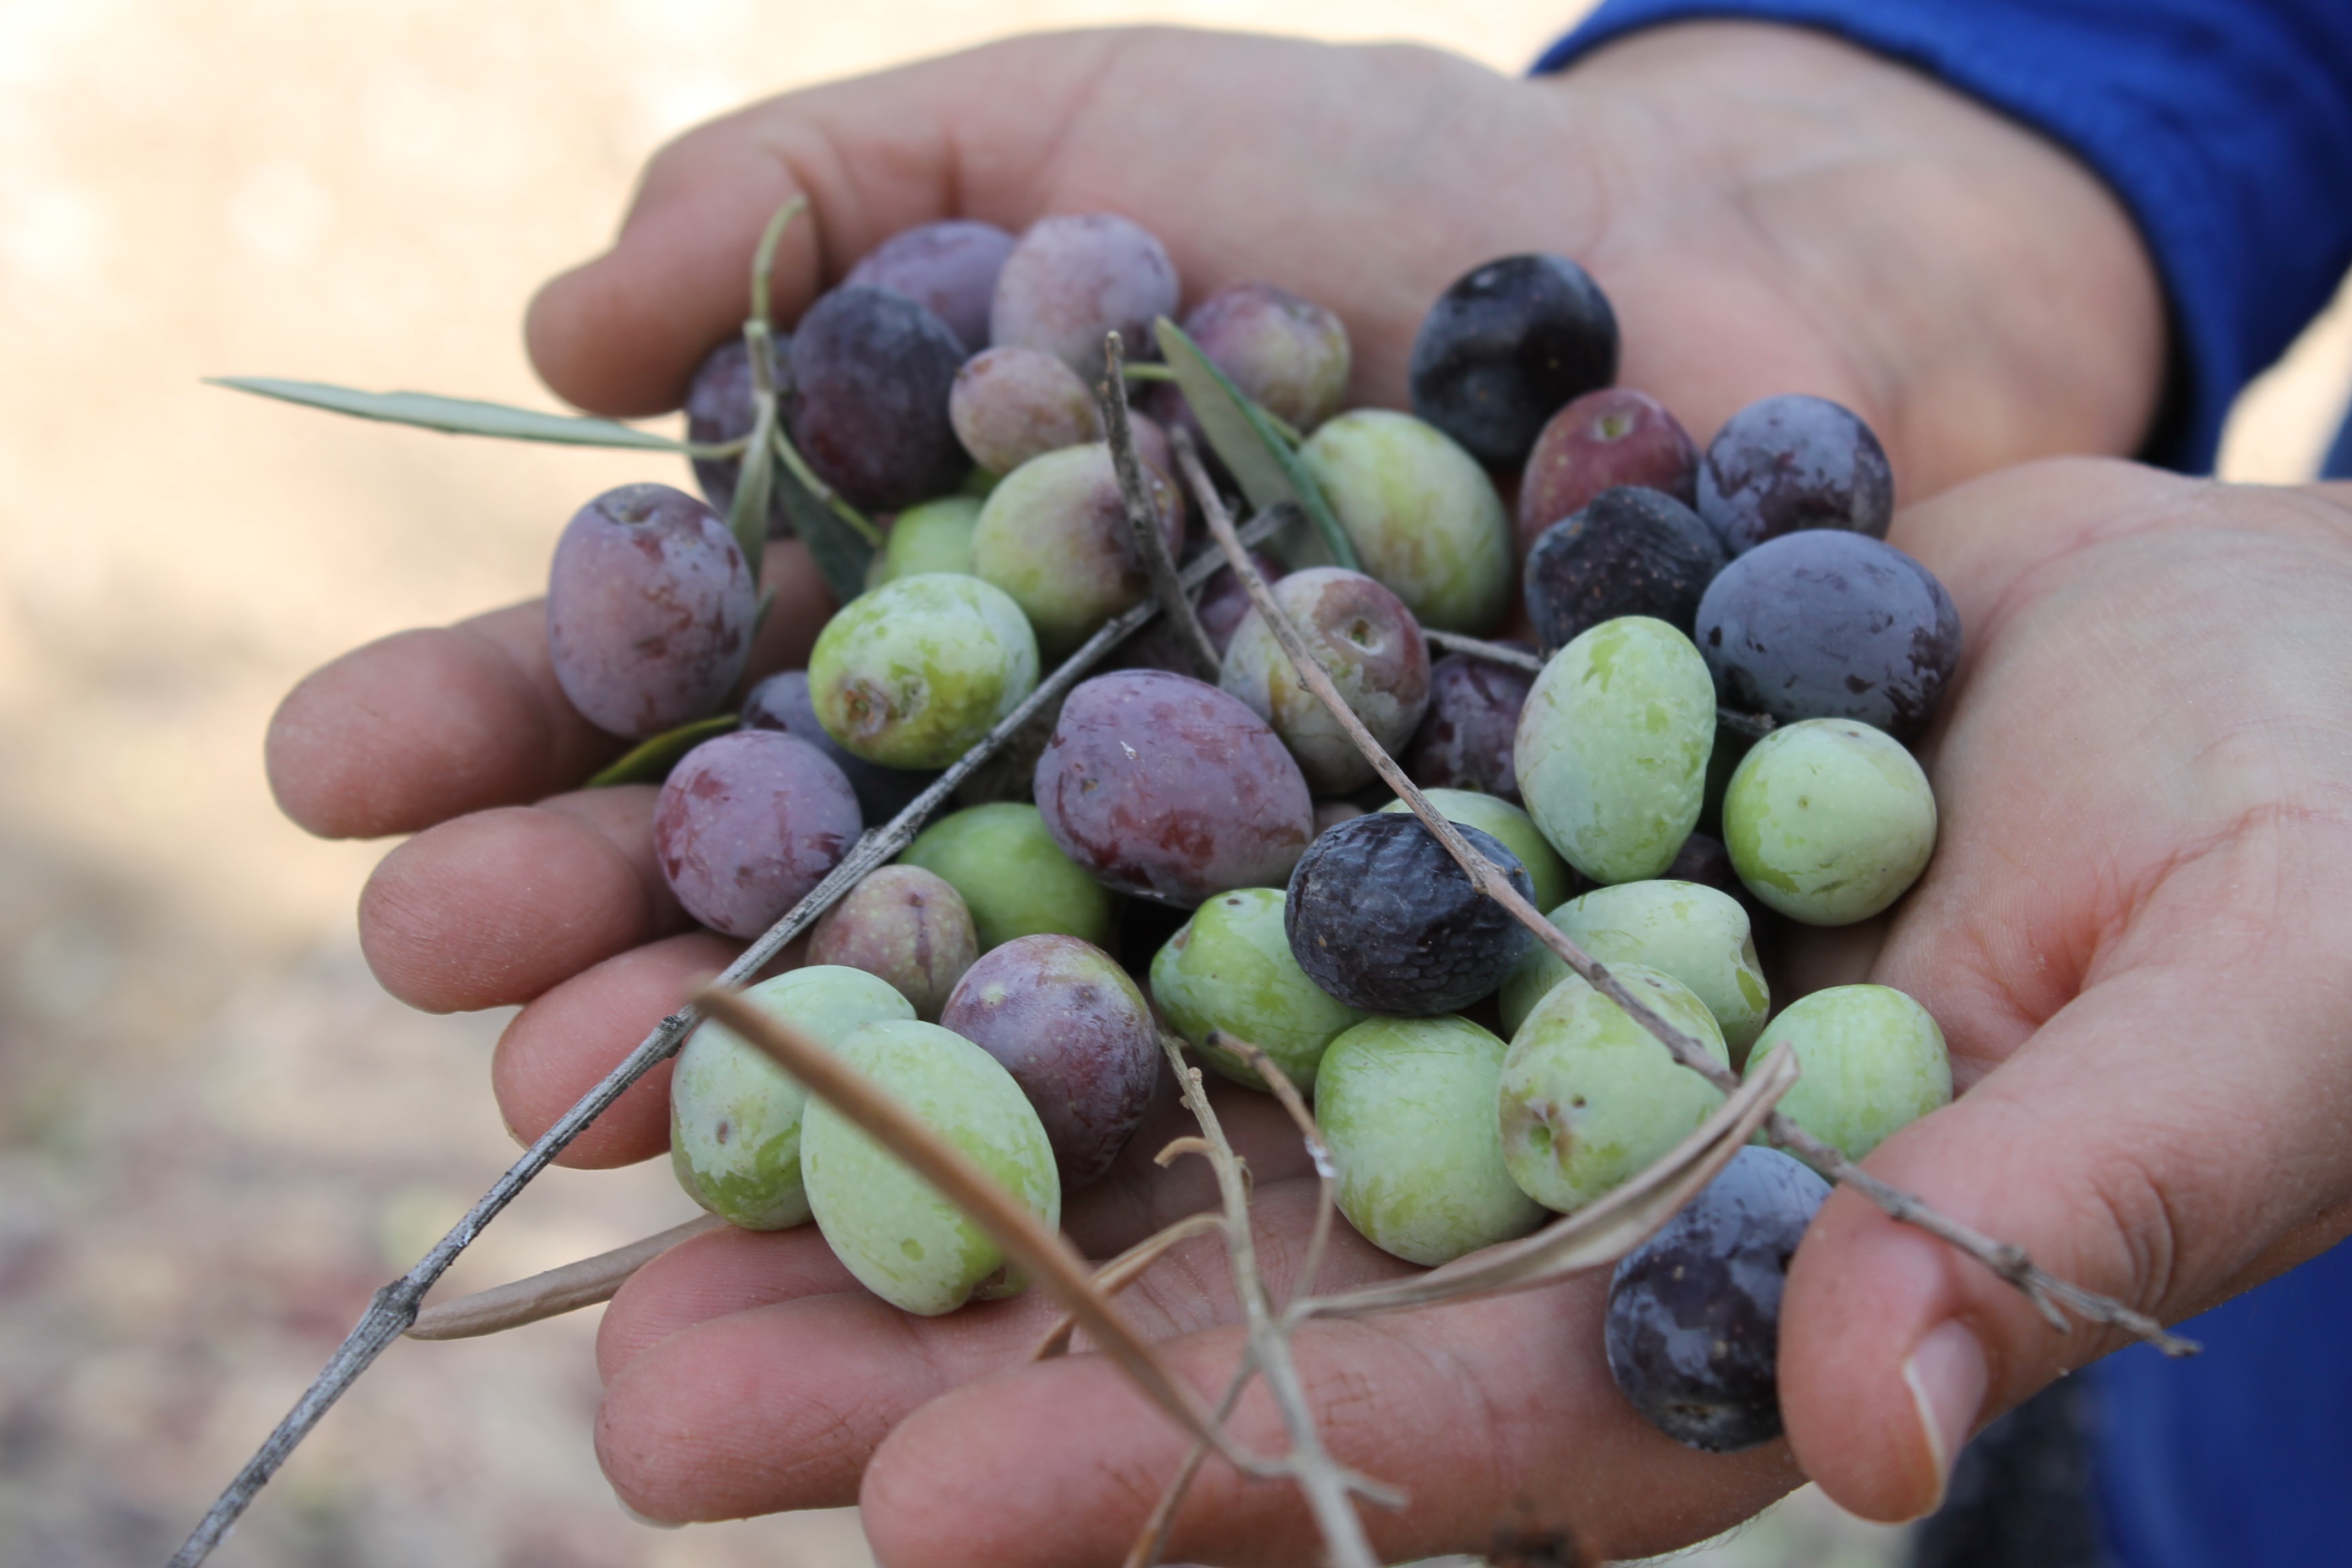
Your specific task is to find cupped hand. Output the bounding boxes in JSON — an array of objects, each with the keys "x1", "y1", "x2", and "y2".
[
  {"x1": 584, "y1": 465, "x2": 2352, "y2": 1564},
  {"x1": 1771, "y1": 460, "x2": 2352, "y2": 1518},
  {"x1": 254, "y1": 21, "x2": 2221, "y2": 1565}
]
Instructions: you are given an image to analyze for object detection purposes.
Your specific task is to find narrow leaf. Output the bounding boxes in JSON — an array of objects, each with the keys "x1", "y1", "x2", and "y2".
[
  {"x1": 1153, "y1": 319, "x2": 1359, "y2": 572},
  {"x1": 1296, "y1": 1045, "x2": 1799, "y2": 1321},
  {"x1": 585, "y1": 714, "x2": 738, "y2": 788},
  {"x1": 772, "y1": 428, "x2": 878, "y2": 605},
  {"x1": 205, "y1": 378, "x2": 685, "y2": 450},
  {"x1": 728, "y1": 393, "x2": 778, "y2": 569}
]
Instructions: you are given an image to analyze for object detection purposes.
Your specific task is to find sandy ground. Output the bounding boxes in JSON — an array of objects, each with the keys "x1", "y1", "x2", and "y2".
[{"x1": 0, "y1": 2, "x2": 2342, "y2": 1564}]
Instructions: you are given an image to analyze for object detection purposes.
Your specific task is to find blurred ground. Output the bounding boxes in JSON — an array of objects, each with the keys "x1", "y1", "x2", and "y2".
[{"x1": 0, "y1": 2, "x2": 2343, "y2": 1565}]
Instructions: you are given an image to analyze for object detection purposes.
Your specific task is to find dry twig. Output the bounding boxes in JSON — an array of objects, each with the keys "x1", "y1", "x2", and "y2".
[
  {"x1": 1206, "y1": 1031, "x2": 1338, "y2": 1313},
  {"x1": 1161, "y1": 1036, "x2": 1402, "y2": 1568},
  {"x1": 1031, "y1": 1212, "x2": 1229, "y2": 1362},
  {"x1": 1100, "y1": 330, "x2": 1220, "y2": 679},
  {"x1": 406, "y1": 1213, "x2": 728, "y2": 1341},
  {"x1": 1421, "y1": 627, "x2": 1544, "y2": 672}
]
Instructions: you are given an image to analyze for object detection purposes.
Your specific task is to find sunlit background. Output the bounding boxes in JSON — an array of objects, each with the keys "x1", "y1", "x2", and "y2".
[{"x1": 0, "y1": 2, "x2": 2343, "y2": 1564}]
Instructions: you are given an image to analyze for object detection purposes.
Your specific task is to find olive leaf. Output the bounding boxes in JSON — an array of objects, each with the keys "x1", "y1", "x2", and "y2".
[
  {"x1": 1152, "y1": 318, "x2": 1359, "y2": 572},
  {"x1": 204, "y1": 378, "x2": 691, "y2": 451},
  {"x1": 771, "y1": 427, "x2": 878, "y2": 605},
  {"x1": 584, "y1": 714, "x2": 738, "y2": 789},
  {"x1": 728, "y1": 383, "x2": 780, "y2": 571}
]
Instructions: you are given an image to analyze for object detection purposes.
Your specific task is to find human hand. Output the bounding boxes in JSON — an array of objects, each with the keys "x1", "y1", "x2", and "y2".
[
  {"x1": 533, "y1": 23, "x2": 2162, "y2": 496},
  {"x1": 271, "y1": 15, "x2": 2173, "y2": 1118},
  {"x1": 259, "y1": 21, "x2": 2206, "y2": 1562},
  {"x1": 575, "y1": 463, "x2": 2352, "y2": 1564},
  {"x1": 1766, "y1": 460, "x2": 2352, "y2": 1518}
]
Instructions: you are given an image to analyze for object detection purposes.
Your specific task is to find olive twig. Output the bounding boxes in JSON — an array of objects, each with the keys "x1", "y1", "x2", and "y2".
[
  {"x1": 698, "y1": 988, "x2": 1272, "y2": 1472},
  {"x1": 164, "y1": 497, "x2": 1292, "y2": 1568},
  {"x1": 1177, "y1": 427, "x2": 2198, "y2": 1360},
  {"x1": 1207, "y1": 1031, "x2": 1338, "y2": 1313},
  {"x1": 1123, "y1": 1357, "x2": 1261, "y2": 1568},
  {"x1": 1420, "y1": 627, "x2": 1544, "y2": 672},
  {"x1": 1101, "y1": 331, "x2": 1221, "y2": 680},
  {"x1": 1161, "y1": 1034, "x2": 1403, "y2": 1568},
  {"x1": 1031, "y1": 1211, "x2": 1229, "y2": 1362},
  {"x1": 405, "y1": 1213, "x2": 729, "y2": 1341}
]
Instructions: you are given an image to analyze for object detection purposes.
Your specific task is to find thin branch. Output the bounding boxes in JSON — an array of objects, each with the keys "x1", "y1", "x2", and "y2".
[
  {"x1": 1416, "y1": 629, "x2": 1774, "y2": 741},
  {"x1": 1123, "y1": 1355, "x2": 1261, "y2": 1568},
  {"x1": 698, "y1": 987, "x2": 1277, "y2": 1474},
  {"x1": 1032, "y1": 1212, "x2": 1228, "y2": 1362},
  {"x1": 166, "y1": 494, "x2": 1293, "y2": 1568},
  {"x1": 1175, "y1": 429, "x2": 2197, "y2": 1360},
  {"x1": 1101, "y1": 331, "x2": 1220, "y2": 680},
  {"x1": 1206, "y1": 1031, "x2": 1337, "y2": 1314},
  {"x1": 1162, "y1": 1035, "x2": 1399, "y2": 1568},
  {"x1": 405, "y1": 1214, "x2": 728, "y2": 1341},
  {"x1": 1422, "y1": 628, "x2": 1544, "y2": 672}
]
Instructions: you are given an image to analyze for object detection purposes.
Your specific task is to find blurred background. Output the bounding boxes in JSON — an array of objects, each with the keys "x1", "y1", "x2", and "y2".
[{"x1": 0, "y1": 2, "x2": 2343, "y2": 1564}]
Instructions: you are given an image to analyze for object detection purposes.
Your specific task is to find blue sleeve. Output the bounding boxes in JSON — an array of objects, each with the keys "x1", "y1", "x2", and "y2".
[{"x1": 1536, "y1": 1, "x2": 2352, "y2": 475}]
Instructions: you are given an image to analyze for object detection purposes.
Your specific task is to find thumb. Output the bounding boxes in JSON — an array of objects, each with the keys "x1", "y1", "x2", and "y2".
[
  {"x1": 522, "y1": 34, "x2": 1107, "y2": 417},
  {"x1": 1777, "y1": 943, "x2": 2352, "y2": 1522}
]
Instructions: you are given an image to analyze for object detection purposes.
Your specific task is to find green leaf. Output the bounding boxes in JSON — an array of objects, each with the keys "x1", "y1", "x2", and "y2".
[
  {"x1": 1152, "y1": 318, "x2": 1359, "y2": 572},
  {"x1": 206, "y1": 377, "x2": 687, "y2": 451},
  {"x1": 771, "y1": 428, "x2": 876, "y2": 607},
  {"x1": 728, "y1": 393, "x2": 778, "y2": 569},
  {"x1": 585, "y1": 714, "x2": 739, "y2": 789}
]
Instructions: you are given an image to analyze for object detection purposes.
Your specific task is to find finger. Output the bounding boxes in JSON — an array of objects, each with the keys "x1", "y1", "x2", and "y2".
[
  {"x1": 266, "y1": 601, "x2": 614, "y2": 840},
  {"x1": 490, "y1": 932, "x2": 746, "y2": 1168},
  {"x1": 1783, "y1": 922, "x2": 2352, "y2": 1521},
  {"x1": 597, "y1": 1221, "x2": 859, "y2": 1384},
  {"x1": 863, "y1": 1276, "x2": 1799, "y2": 1567},
  {"x1": 595, "y1": 1072, "x2": 1322, "y2": 1381},
  {"x1": 526, "y1": 36, "x2": 1105, "y2": 416},
  {"x1": 267, "y1": 538, "x2": 832, "y2": 842},
  {"x1": 356, "y1": 786, "x2": 686, "y2": 1013},
  {"x1": 596, "y1": 1180, "x2": 1413, "y2": 1523}
]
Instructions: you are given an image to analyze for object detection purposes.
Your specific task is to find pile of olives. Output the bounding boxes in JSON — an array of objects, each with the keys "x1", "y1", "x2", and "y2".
[{"x1": 537, "y1": 210, "x2": 1963, "y2": 1453}]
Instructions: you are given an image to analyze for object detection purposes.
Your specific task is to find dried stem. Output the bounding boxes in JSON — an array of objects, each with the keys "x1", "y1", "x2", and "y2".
[
  {"x1": 1206, "y1": 1031, "x2": 1337, "y2": 1314},
  {"x1": 1032, "y1": 1212, "x2": 1228, "y2": 1362},
  {"x1": 1298, "y1": 1047, "x2": 1796, "y2": 1321},
  {"x1": 696, "y1": 987, "x2": 1275, "y2": 1473},
  {"x1": 1161, "y1": 1036, "x2": 1401, "y2": 1568},
  {"x1": 406, "y1": 1214, "x2": 728, "y2": 1341},
  {"x1": 166, "y1": 502, "x2": 1292, "y2": 1568},
  {"x1": 1123, "y1": 1357, "x2": 1260, "y2": 1568},
  {"x1": 1421, "y1": 628, "x2": 1543, "y2": 672},
  {"x1": 1415, "y1": 630, "x2": 1776, "y2": 740},
  {"x1": 1101, "y1": 331, "x2": 1219, "y2": 680},
  {"x1": 1176, "y1": 429, "x2": 2196, "y2": 1359}
]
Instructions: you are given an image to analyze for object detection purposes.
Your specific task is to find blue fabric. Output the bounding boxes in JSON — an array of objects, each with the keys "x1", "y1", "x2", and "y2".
[
  {"x1": 1534, "y1": 0, "x2": 2352, "y2": 475},
  {"x1": 2328, "y1": 406, "x2": 2352, "y2": 482},
  {"x1": 2093, "y1": 1239, "x2": 2352, "y2": 1568}
]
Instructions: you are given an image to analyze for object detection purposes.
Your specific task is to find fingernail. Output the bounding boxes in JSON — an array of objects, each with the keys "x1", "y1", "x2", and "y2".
[{"x1": 1901, "y1": 1320, "x2": 1987, "y2": 1518}]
